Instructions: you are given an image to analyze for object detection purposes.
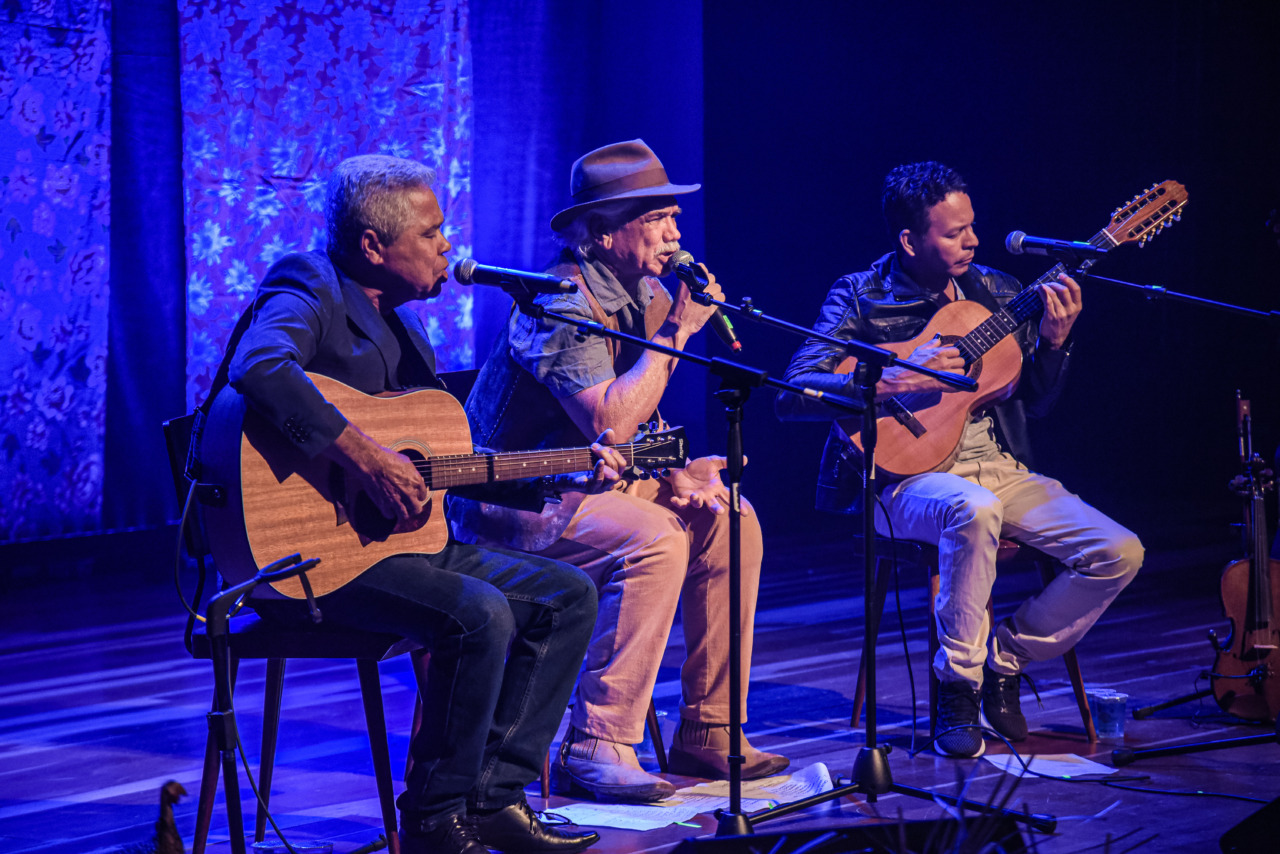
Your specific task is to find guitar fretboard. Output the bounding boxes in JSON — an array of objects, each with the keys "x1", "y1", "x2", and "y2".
[
  {"x1": 416, "y1": 443, "x2": 643, "y2": 489},
  {"x1": 953, "y1": 231, "x2": 1108, "y2": 366}
]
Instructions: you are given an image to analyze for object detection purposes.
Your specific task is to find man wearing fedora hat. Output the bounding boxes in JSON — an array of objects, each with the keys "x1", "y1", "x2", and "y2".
[{"x1": 453, "y1": 139, "x2": 788, "y2": 802}]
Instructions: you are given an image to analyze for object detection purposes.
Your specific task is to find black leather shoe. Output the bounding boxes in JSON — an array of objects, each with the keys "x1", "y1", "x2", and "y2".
[
  {"x1": 471, "y1": 799, "x2": 600, "y2": 853},
  {"x1": 401, "y1": 813, "x2": 487, "y2": 854}
]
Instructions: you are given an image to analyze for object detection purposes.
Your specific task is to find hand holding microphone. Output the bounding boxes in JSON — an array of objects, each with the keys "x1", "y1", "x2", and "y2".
[{"x1": 669, "y1": 250, "x2": 742, "y2": 352}]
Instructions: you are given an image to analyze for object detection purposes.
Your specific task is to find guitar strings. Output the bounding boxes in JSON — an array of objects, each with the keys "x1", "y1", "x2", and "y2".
[
  {"x1": 956, "y1": 224, "x2": 1112, "y2": 362},
  {"x1": 411, "y1": 442, "x2": 647, "y2": 489}
]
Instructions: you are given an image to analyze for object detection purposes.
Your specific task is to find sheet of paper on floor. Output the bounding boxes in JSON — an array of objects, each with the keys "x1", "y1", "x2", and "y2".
[
  {"x1": 983, "y1": 753, "x2": 1118, "y2": 778},
  {"x1": 551, "y1": 764, "x2": 835, "y2": 831}
]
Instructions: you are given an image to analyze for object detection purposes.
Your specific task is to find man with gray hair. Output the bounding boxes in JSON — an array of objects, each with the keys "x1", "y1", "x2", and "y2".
[
  {"x1": 456, "y1": 140, "x2": 789, "y2": 803},
  {"x1": 220, "y1": 154, "x2": 608, "y2": 854}
]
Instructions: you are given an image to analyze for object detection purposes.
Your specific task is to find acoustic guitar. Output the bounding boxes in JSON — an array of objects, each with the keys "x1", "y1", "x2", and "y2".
[
  {"x1": 836, "y1": 180, "x2": 1188, "y2": 479},
  {"x1": 199, "y1": 373, "x2": 688, "y2": 598}
]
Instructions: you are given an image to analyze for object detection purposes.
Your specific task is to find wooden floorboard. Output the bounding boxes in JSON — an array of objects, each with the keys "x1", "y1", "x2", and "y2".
[{"x1": 1, "y1": 531, "x2": 1277, "y2": 853}]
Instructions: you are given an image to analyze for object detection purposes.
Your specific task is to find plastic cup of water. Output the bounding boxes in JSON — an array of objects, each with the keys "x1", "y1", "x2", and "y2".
[{"x1": 1087, "y1": 689, "x2": 1128, "y2": 740}]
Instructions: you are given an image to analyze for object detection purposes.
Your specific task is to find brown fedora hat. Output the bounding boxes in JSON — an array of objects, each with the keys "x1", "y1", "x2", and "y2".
[{"x1": 550, "y1": 139, "x2": 700, "y2": 232}]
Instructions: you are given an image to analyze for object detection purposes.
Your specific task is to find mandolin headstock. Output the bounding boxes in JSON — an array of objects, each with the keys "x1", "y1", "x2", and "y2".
[{"x1": 1103, "y1": 180, "x2": 1188, "y2": 248}]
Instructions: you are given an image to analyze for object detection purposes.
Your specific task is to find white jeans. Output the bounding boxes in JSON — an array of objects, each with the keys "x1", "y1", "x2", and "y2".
[{"x1": 874, "y1": 448, "x2": 1143, "y2": 690}]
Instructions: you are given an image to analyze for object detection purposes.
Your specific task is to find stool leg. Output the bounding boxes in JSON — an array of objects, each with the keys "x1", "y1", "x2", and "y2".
[
  {"x1": 405, "y1": 650, "x2": 430, "y2": 782},
  {"x1": 194, "y1": 657, "x2": 238, "y2": 854},
  {"x1": 541, "y1": 754, "x2": 551, "y2": 800},
  {"x1": 1063, "y1": 647, "x2": 1097, "y2": 742},
  {"x1": 357, "y1": 660, "x2": 400, "y2": 854},
  {"x1": 646, "y1": 698, "x2": 668, "y2": 772},
  {"x1": 1032, "y1": 562, "x2": 1098, "y2": 741},
  {"x1": 255, "y1": 658, "x2": 285, "y2": 843}
]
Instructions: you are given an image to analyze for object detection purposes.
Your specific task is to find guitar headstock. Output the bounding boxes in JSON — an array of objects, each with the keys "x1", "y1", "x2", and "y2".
[
  {"x1": 631, "y1": 425, "x2": 689, "y2": 470},
  {"x1": 1103, "y1": 180, "x2": 1188, "y2": 248}
]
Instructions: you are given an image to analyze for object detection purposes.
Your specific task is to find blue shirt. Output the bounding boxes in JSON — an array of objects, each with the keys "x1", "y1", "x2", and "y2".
[{"x1": 508, "y1": 250, "x2": 663, "y2": 398}]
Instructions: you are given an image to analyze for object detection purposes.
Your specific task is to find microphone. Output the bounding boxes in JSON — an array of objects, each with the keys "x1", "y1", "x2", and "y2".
[
  {"x1": 1005, "y1": 231, "x2": 1108, "y2": 260},
  {"x1": 453, "y1": 259, "x2": 575, "y2": 295},
  {"x1": 669, "y1": 250, "x2": 742, "y2": 352}
]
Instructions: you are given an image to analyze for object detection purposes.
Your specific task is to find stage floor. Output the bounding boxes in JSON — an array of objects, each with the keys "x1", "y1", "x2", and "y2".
[{"x1": 2, "y1": 530, "x2": 1276, "y2": 853}]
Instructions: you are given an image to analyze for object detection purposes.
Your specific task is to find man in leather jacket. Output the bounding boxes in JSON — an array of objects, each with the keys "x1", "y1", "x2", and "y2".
[{"x1": 776, "y1": 161, "x2": 1144, "y2": 757}]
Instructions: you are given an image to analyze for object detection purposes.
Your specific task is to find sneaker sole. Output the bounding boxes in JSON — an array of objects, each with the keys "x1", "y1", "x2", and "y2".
[{"x1": 935, "y1": 735, "x2": 986, "y2": 758}]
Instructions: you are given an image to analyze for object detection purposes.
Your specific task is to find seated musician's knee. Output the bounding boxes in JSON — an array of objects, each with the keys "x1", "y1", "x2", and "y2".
[
  {"x1": 946, "y1": 490, "x2": 1003, "y2": 535},
  {"x1": 454, "y1": 585, "x2": 517, "y2": 644},
  {"x1": 1109, "y1": 533, "x2": 1145, "y2": 583},
  {"x1": 1085, "y1": 531, "x2": 1144, "y2": 583}
]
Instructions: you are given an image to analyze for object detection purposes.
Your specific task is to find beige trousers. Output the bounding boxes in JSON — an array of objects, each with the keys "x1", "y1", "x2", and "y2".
[
  {"x1": 536, "y1": 477, "x2": 764, "y2": 744},
  {"x1": 875, "y1": 448, "x2": 1144, "y2": 690}
]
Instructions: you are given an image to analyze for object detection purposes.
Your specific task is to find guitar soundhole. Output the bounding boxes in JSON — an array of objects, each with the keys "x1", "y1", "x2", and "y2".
[
  {"x1": 351, "y1": 492, "x2": 396, "y2": 542},
  {"x1": 350, "y1": 446, "x2": 432, "y2": 542}
]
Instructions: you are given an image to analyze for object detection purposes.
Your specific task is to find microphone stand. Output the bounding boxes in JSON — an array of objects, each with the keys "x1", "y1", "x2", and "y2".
[
  {"x1": 507, "y1": 284, "x2": 1051, "y2": 837},
  {"x1": 689, "y1": 291, "x2": 1055, "y2": 835},
  {"x1": 506, "y1": 292, "x2": 866, "y2": 836},
  {"x1": 1083, "y1": 273, "x2": 1280, "y2": 332},
  {"x1": 206, "y1": 554, "x2": 321, "y2": 854}
]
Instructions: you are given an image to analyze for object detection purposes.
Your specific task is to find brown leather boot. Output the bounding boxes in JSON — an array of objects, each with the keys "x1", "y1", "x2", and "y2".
[
  {"x1": 668, "y1": 719, "x2": 790, "y2": 779},
  {"x1": 551, "y1": 726, "x2": 676, "y2": 803}
]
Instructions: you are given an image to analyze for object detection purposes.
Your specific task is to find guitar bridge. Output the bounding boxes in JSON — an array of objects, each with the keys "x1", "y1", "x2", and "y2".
[{"x1": 885, "y1": 397, "x2": 927, "y2": 438}]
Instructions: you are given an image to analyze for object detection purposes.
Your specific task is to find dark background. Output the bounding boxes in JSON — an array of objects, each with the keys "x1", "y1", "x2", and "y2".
[
  {"x1": 698, "y1": 1, "x2": 1280, "y2": 549},
  {"x1": 6, "y1": 0, "x2": 1278, "y2": 573}
]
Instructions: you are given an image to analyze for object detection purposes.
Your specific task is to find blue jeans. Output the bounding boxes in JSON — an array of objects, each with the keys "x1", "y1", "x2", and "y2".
[{"x1": 254, "y1": 541, "x2": 596, "y2": 828}]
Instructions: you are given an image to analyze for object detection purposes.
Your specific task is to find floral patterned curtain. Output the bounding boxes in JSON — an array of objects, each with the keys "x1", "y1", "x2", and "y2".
[
  {"x1": 0, "y1": 1, "x2": 112, "y2": 542},
  {"x1": 177, "y1": 0, "x2": 475, "y2": 410}
]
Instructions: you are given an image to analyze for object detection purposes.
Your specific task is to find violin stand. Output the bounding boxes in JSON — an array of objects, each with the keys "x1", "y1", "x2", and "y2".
[
  {"x1": 1121, "y1": 392, "x2": 1277, "y2": 765},
  {"x1": 1112, "y1": 716, "x2": 1279, "y2": 766}
]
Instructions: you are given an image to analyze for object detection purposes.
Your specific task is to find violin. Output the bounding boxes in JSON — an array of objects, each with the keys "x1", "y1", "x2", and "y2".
[{"x1": 1211, "y1": 392, "x2": 1280, "y2": 721}]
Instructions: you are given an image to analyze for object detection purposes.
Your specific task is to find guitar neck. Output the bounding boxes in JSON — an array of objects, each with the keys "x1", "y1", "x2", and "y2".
[
  {"x1": 955, "y1": 228, "x2": 1109, "y2": 364},
  {"x1": 419, "y1": 443, "x2": 640, "y2": 489}
]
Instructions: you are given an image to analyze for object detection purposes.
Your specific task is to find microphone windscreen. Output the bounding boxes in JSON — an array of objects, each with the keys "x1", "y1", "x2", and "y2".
[
  {"x1": 453, "y1": 258, "x2": 477, "y2": 284},
  {"x1": 1004, "y1": 231, "x2": 1026, "y2": 255},
  {"x1": 670, "y1": 249, "x2": 696, "y2": 268}
]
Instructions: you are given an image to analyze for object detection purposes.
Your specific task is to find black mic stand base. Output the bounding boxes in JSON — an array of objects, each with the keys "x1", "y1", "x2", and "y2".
[
  {"x1": 739, "y1": 365, "x2": 1055, "y2": 839},
  {"x1": 744, "y1": 743, "x2": 1057, "y2": 835}
]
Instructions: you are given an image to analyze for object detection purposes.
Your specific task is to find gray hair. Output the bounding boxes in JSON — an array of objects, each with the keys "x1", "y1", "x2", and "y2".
[
  {"x1": 327, "y1": 154, "x2": 437, "y2": 263},
  {"x1": 553, "y1": 197, "x2": 655, "y2": 258}
]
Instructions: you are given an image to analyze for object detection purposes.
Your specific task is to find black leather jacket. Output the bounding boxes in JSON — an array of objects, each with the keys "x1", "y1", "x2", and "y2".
[{"x1": 775, "y1": 253, "x2": 1071, "y2": 514}]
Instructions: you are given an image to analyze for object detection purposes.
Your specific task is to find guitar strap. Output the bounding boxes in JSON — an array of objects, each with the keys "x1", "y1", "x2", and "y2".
[
  {"x1": 179, "y1": 303, "x2": 256, "y2": 483},
  {"x1": 200, "y1": 304, "x2": 256, "y2": 417}
]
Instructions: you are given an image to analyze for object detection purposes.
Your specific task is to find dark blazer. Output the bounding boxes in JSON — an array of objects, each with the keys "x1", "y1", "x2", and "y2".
[{"x1": 228, "y1": 250, "x2": 440, "y2": 459}]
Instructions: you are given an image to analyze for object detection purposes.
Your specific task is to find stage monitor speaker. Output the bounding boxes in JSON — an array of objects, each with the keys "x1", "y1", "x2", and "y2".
[
  {"x1": 1220, "y1": 795, "x2": 1280, "y2": 853},
  {"x1": 666, "y1": 816, "x2": 1028, "y2": 853}
]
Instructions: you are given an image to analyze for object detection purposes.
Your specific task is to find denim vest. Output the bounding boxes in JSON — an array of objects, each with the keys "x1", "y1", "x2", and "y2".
[{"x1": 465, "y1": 251, "x2": 670, "y2": 453}]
